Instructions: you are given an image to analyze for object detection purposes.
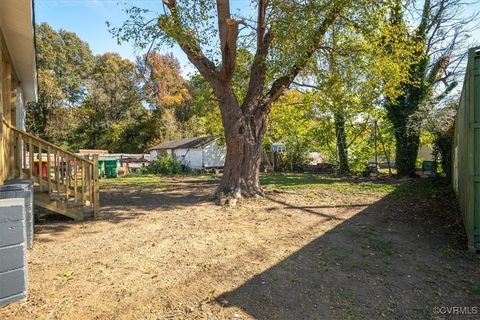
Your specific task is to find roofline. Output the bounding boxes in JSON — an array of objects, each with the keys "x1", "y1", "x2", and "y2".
[
  {"x1": 146, "y1": 137, "x2": 219, "y2": 152},
  {"x1": 0, "y1": 0, "x2": 38, "y2": 102},
  {"x1": 32, "y1": 0, "x2": 38, "y2": 101}
]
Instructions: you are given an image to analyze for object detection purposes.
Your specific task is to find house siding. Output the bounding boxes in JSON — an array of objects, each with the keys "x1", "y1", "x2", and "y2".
[
  {"x1": 202, "y1": 140, "x2": 225, "y2": 168},
  {"x1": 150, "y1": 139, "x2": 226, "y2": 170}
]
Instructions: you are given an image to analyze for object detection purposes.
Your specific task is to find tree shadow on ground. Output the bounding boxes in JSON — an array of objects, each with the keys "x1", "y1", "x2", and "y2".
[
  {"x1": 265, "y1": 195, "x2": 373, "y2": 220},
  {"x1": 33, "y1": 179, "x2": 215, "y2": 237},
  {"x1": 259, "y1": 173, "x2": 409, "y2": 188},
  {"x1": 217, "y1": 182, "x2": 480, "y2": 319}
]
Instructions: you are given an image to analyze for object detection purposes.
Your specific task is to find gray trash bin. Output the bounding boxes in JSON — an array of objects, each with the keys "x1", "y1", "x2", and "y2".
[
  {"x1": 0, "y1": 181, "x2": 34, "y2": 248},
  {"x1": 0, "y1": 198, "x2": 28, "y2": 307}
]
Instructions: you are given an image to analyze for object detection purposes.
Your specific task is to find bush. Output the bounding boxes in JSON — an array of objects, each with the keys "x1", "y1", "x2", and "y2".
[
  {"x1": 148, "y1": 154, "x2": 182, "y2": 175},
  {"x1": 433, "y1": 122, "x2": 454, "y2": 180}
]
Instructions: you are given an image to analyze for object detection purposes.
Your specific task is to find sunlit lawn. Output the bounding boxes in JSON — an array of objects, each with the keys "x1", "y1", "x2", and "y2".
[
  {"x1": 99, "y1": 174, "x2": 171, "y2": 189},
  {"x1": 100, "y1": 172, "x2": 441, "y2": 198}
]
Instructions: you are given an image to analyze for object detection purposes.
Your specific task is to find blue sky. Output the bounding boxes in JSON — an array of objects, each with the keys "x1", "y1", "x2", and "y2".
[
  {"x1": 35, "y1": 0, "x2": 480, "y2": 77},
  {"x1": 34, "y1": 0, "x2": 251, "y2": 77}
]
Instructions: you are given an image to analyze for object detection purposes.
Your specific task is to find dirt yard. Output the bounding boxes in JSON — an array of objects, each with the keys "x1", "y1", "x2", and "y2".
[{"x1": 1, "y1": 174, "x2": 479, "y2": 320}]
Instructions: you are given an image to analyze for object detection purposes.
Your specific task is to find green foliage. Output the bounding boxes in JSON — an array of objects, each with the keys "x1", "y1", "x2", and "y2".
[
  {"x1": 187, "y1": 74, "x2": 223, "y2": 138},
  {"x1": 27, "y1": 23, "x2": 95, "y2": 140},
  {"x1": 147, "y1": 154, "x2": 182, "y2": 175},
  {"x1": 266, "y1": 91, "x2": 316, "y2": 169},
  {"x1": 29, "y1": 23, "x2": 210, "y2": 154},
  {"x1": 384, "y1": 0, "x2": 473, "y2": 176},
  {"x1": 427, "y1": 99, "x2": 457, "y2": 179}
]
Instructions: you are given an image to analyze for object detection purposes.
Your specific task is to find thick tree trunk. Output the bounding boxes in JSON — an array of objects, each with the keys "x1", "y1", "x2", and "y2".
[
  {"x1": 218, "y1": 112, "x2": 265, "y2": 197},
  {"x1": 334, "y1": 112, "x2": 349, "y2": 174},
  {"x1": 214, "y1": 90, "x2": 266, "y2": 198},
  {"x1": 393, "y1": 124, "x2": 420, "y2": 177}
]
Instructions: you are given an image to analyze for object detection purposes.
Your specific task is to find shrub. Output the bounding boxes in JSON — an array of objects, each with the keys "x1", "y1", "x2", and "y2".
[
  {"x1": 148, "y1": 154, "x2": 182, "y2": 175},
  {"x1": 433, "y1": 122, "x2": 454, "y2": 180}
]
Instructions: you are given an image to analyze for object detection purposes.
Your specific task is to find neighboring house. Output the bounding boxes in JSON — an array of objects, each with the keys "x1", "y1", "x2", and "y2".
[
  {"x1": 148, "y1": 137, "x2": 225, "y2": 170},
  {"x1": 0, "y1": 0, "x2": 100, "y2": 220},
  {"x1": 417, "y1": 145, "x2": 434, "y2": 161},
  {"x1": 271, "y1": 142, "x2": 287, "y2": 153}
]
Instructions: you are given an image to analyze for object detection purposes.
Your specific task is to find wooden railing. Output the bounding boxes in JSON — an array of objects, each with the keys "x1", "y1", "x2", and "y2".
[{"x1": 1, "y1": 117, "x2": 99, "y2": 217}]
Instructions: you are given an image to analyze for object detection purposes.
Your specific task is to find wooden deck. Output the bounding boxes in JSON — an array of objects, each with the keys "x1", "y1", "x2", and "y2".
[
  {"x1": 34, "y1": 191, "x2": 93, "y2": 220},
  {"x1": 2, "y1": 117, "x2": 100, "y2": 220}
]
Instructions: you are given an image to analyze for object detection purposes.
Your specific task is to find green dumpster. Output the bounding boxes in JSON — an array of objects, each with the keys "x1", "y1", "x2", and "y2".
[
  {"x1": 104, "y1": 160, "x2": 118, "y2": 178},
  {"x1": 98, "y1": 160, "x2": 104, "y2": 178},
  {"x1": 422, "y1": 160, "x2": 437, "y2": 173}
]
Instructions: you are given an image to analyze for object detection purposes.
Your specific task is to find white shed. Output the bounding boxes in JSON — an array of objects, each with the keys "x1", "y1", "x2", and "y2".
[{"x1": 147, "y1": 137, "x2": 225, "y2": 170}]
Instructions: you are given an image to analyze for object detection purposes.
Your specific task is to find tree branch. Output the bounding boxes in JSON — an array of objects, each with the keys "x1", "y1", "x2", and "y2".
[
  {"x1": 217, "y1": 0, "x2": 238, "y2": 80},
  {"x1": 263, "y1": 2, "x2": 348, "y2": 108},
  {"x1": 160, "y1": 0, "x2": 218, "y2": 82},
  {"x1": 242, "y1": 0, "x2": 272, "y2": 113}
]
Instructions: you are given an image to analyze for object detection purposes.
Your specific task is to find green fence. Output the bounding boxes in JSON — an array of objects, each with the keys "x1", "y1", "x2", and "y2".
[{"x1": 453, "y1": 46, "x2": 480, "y2": 252}]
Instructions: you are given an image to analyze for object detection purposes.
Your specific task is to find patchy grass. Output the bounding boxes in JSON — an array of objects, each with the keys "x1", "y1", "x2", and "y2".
[
  {"x1": 99, "y1": 173, "x2": 218, "y2": 190},
  {"x1": 260, "y1": 173, "x2": 405, "y2": 195},
  {"x1": 99, "y1": 174, "x2": 171, "y2": 189},
  {"x1": 102, "y1": 172, "x2": 444, "y2": 198}
]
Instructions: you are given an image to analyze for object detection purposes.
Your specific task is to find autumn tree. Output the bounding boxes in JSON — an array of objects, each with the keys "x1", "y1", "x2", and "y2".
[
  {"x1": 136, "y1": 51, "x2": 194, "y2": 142},
  {"x1": 112, "y1": 0, "x2": 386, "y2": 199}
]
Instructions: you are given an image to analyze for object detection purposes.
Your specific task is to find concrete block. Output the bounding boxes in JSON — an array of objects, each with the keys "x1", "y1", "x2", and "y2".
[
  {"x1": 0, "y1": 198, "x2": 27, "y2": 307},
  {"x1": 1, "y1": 181, "x2": 33, "y2": 248},
  {"x1": 0, "y1": 244, "x2": 25, "y2": 273},
  {"x1": 0, "y1": 269, "x2": 27, "y2": 300}
]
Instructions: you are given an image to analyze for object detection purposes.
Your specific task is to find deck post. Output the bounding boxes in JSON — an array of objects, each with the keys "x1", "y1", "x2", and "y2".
[
  {"x1": 38, "y1": 142, "x2": 43, "y2": 191},
  {"x1": 47, "y1": 146, "x2": 51, "y2": 194},
  {"x1": 93, "y1": 154, "x2": 99, "y2": 217}
]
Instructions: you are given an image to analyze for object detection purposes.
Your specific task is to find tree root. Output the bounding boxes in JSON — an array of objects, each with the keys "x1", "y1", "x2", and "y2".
[{"x1": 211, "y1": 185, "x2": 264, "y2": 207}]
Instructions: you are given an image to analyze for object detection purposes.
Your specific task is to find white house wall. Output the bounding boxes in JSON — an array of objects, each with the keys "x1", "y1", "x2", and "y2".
[
  {"x1": 149, "y1": 150, "x2": 158, "y2": 160},
  {"x1": 202, "y1": 140, "x2": 226, "y2": 168},
  {"x1": 0, "y1": 0, "x2": 37, "y2": 102},
  {"x1": 174, "y1": 149, "x2": 203, "y2": 169},
  {"x1": 150, "y1": 140, "x2": 226, "y2": 170}
]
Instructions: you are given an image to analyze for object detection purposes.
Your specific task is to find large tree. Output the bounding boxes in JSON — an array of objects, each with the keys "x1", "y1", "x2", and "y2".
[
  {"x1": 385, "y1": 0, "x2": 475, "y2": 176},
  {"x1": 113, "y1": 0, "x2": 386, "y2": 198},
  {"x1": 136, "y1": 51, "x2": 194, "y2": 143},
  {"x1": 77, "y1": 53, "x2": 145, "y2": 150},
  {"x1": 27, "y1": 23, "x2": 95, "y2": 140}
]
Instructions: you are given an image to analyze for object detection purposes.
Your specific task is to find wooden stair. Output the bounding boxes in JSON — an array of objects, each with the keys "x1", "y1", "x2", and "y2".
[
  {"x1": 34, "y1": 191, "x2": 93, "y2": 220},
  {"x1": 2, "y1": 118, "x2": 100, "y2": 220}
]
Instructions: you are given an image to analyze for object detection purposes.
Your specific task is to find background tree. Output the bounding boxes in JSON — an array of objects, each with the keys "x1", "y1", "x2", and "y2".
[
  {"x1": 27, "y1": 23, "x2": 95, "y2": 140},
  {"x1": 293, "y1": 11, "x2": 415, "y2": 174},
  {"x1": 137, "y1": 51, "x2": 195, "y2": 142},
  {"x1": 266, "y1": 91, "x2": 316, "y2": 170},
  {"x1": 385, "y1": 0, "x2": 476, "y2": 176},
  {"x1": 76, "y1": 52, "x2": 145, "y2": 151}
]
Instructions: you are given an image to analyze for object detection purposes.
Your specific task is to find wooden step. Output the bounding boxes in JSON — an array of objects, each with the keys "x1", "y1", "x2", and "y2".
[{"x1": 34, "y1": 192, "x2": 92, "y2": 221}]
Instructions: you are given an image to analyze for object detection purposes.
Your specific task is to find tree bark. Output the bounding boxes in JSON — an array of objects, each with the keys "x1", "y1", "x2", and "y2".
[
  {"x1": 216, "y1": 92, "x2": 266, "y2": 197},
  {"x1": 334, "y1": 112, "x2": 349, "y2": 174},
  {"x1": 393, "y1": 123, "x2": 420, "y2": 177}
]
